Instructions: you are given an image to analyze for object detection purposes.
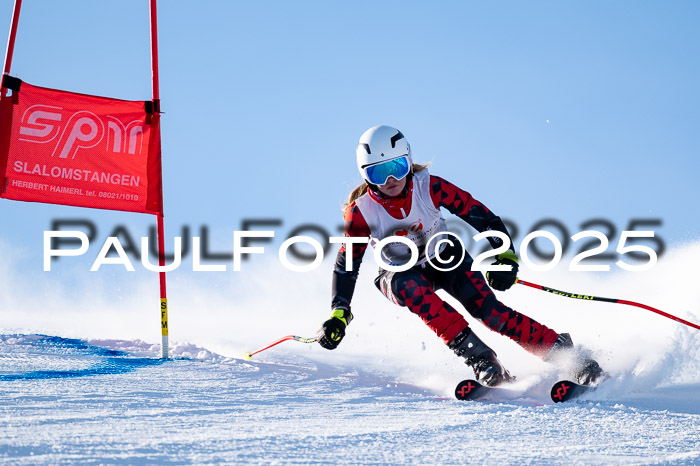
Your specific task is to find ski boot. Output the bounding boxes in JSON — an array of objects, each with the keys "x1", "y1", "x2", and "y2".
[
  {"x1": 546, "y1": 333, "x2": 605, "y2": 386},
  {"x1": 449, "y1": 328, "x2": 512, "y2": 387}
]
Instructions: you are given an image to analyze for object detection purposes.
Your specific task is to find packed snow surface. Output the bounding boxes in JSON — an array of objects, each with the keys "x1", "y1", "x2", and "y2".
[
  {"x1": 1, "y1": 335, "x2": 698, "y2": 464},
  {"x1": 1, "y1": 242, "x2": 700, "y2": 463}
]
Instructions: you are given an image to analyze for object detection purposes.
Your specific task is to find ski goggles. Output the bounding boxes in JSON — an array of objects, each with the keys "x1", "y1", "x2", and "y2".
[{"x1": 362, "y1": 156, "x2": 411, "y2": 186}]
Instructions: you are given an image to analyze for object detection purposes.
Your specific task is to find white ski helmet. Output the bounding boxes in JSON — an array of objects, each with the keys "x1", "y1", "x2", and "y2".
[{"x1": 356, "y1": 125, "x2": 413, "y2": 185}]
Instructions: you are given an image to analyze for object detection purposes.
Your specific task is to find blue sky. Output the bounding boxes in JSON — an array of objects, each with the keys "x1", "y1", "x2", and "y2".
[{"x1": 1, "y1": 0, "x2": 698, "y2": 273}]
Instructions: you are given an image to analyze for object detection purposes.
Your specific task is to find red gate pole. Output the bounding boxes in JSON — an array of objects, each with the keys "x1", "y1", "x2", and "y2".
[
  {"x1": 149, "y1": 0, "x2": 168, "y2": 359},
  {"x1": 1, "y1": 0, "x2": 22, "y2": 97}
]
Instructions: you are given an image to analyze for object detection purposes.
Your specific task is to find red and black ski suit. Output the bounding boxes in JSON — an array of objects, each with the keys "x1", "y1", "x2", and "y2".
[{"x1": 331, "y1": 172, "x2": 562, "y2": 357}]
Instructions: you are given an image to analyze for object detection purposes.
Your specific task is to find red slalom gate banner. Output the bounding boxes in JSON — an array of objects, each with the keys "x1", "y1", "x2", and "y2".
[{"x1": 0, "y1": 77, "x2": 163, "y2": 215}]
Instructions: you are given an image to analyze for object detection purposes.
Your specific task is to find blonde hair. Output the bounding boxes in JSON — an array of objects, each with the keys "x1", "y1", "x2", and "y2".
[{"x1": 343, "y1": 163, "x2": 431, "y2": 212}]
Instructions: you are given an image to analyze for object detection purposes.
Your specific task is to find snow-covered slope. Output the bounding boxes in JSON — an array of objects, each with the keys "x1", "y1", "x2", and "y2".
[
  {"x1": 1, "y1": 242, "x2": 699, "y2": 463},
  {"x1": 0, "y1": 334, "x2": 699, "y2": 464}
]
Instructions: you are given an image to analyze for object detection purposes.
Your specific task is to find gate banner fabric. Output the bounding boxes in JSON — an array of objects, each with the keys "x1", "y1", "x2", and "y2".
[{"x1": 0, "y1": 79, "x2": 162, "y2": 215}]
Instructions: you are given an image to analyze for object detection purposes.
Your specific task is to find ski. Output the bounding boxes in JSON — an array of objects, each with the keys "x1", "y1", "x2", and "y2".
[
  {"x1": 455, "y1": 379, "x2": 489, "y2": 400},
  {"x1": 550, "y1": 380, "x2": 594, "y2": 403},
  {"x1": 454, "y1": 379, "x2": 518, "y2": 401}
]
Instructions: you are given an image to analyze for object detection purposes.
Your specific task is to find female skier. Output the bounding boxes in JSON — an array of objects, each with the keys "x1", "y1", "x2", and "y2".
[{"x1": 317, "y1": 125, "x2": 603, "y2": 387}]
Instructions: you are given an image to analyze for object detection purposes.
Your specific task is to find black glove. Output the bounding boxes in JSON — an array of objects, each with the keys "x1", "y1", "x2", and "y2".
[
  {"x1": 486, "y1": 250, "x2": 519, "y2": 291},
  {"x1": 317, "y1": 308, "x2": 353, "y2": 350}
]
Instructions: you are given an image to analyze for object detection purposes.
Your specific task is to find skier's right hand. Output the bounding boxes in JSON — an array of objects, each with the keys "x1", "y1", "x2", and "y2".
[{"x1": 317, "y1": 308, "x2": 353, "y2": 350}]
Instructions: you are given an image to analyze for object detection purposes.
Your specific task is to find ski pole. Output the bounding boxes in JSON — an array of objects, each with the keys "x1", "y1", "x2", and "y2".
[
  {"x1": 243, "y1": 335, "x2": 318, "y2": 361},
  {"x1": 515, "y1": 278, "x2": 700, "y2": 331}
]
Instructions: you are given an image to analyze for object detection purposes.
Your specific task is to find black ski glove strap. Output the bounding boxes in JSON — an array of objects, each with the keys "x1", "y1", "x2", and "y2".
[
  {"x1": 486, "y1": 251, "x2": 519, "y2": 291},
  {"x1": 317, "y1": 308, "x2": 353, "y2": 350}
]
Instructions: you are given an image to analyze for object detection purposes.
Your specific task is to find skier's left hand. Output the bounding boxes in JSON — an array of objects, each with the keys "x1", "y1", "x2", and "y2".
[{"x1": 486, "y1": 250, "x2": 519, "y2": 291}]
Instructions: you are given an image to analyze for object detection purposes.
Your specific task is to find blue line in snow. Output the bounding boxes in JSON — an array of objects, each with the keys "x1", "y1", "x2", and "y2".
[
  {"x1": 0, "y1": 334, "x2": 167, "y2": 381},
  {"x1": 0, "y1": 357, "x2": 165, "y2": 381}
]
